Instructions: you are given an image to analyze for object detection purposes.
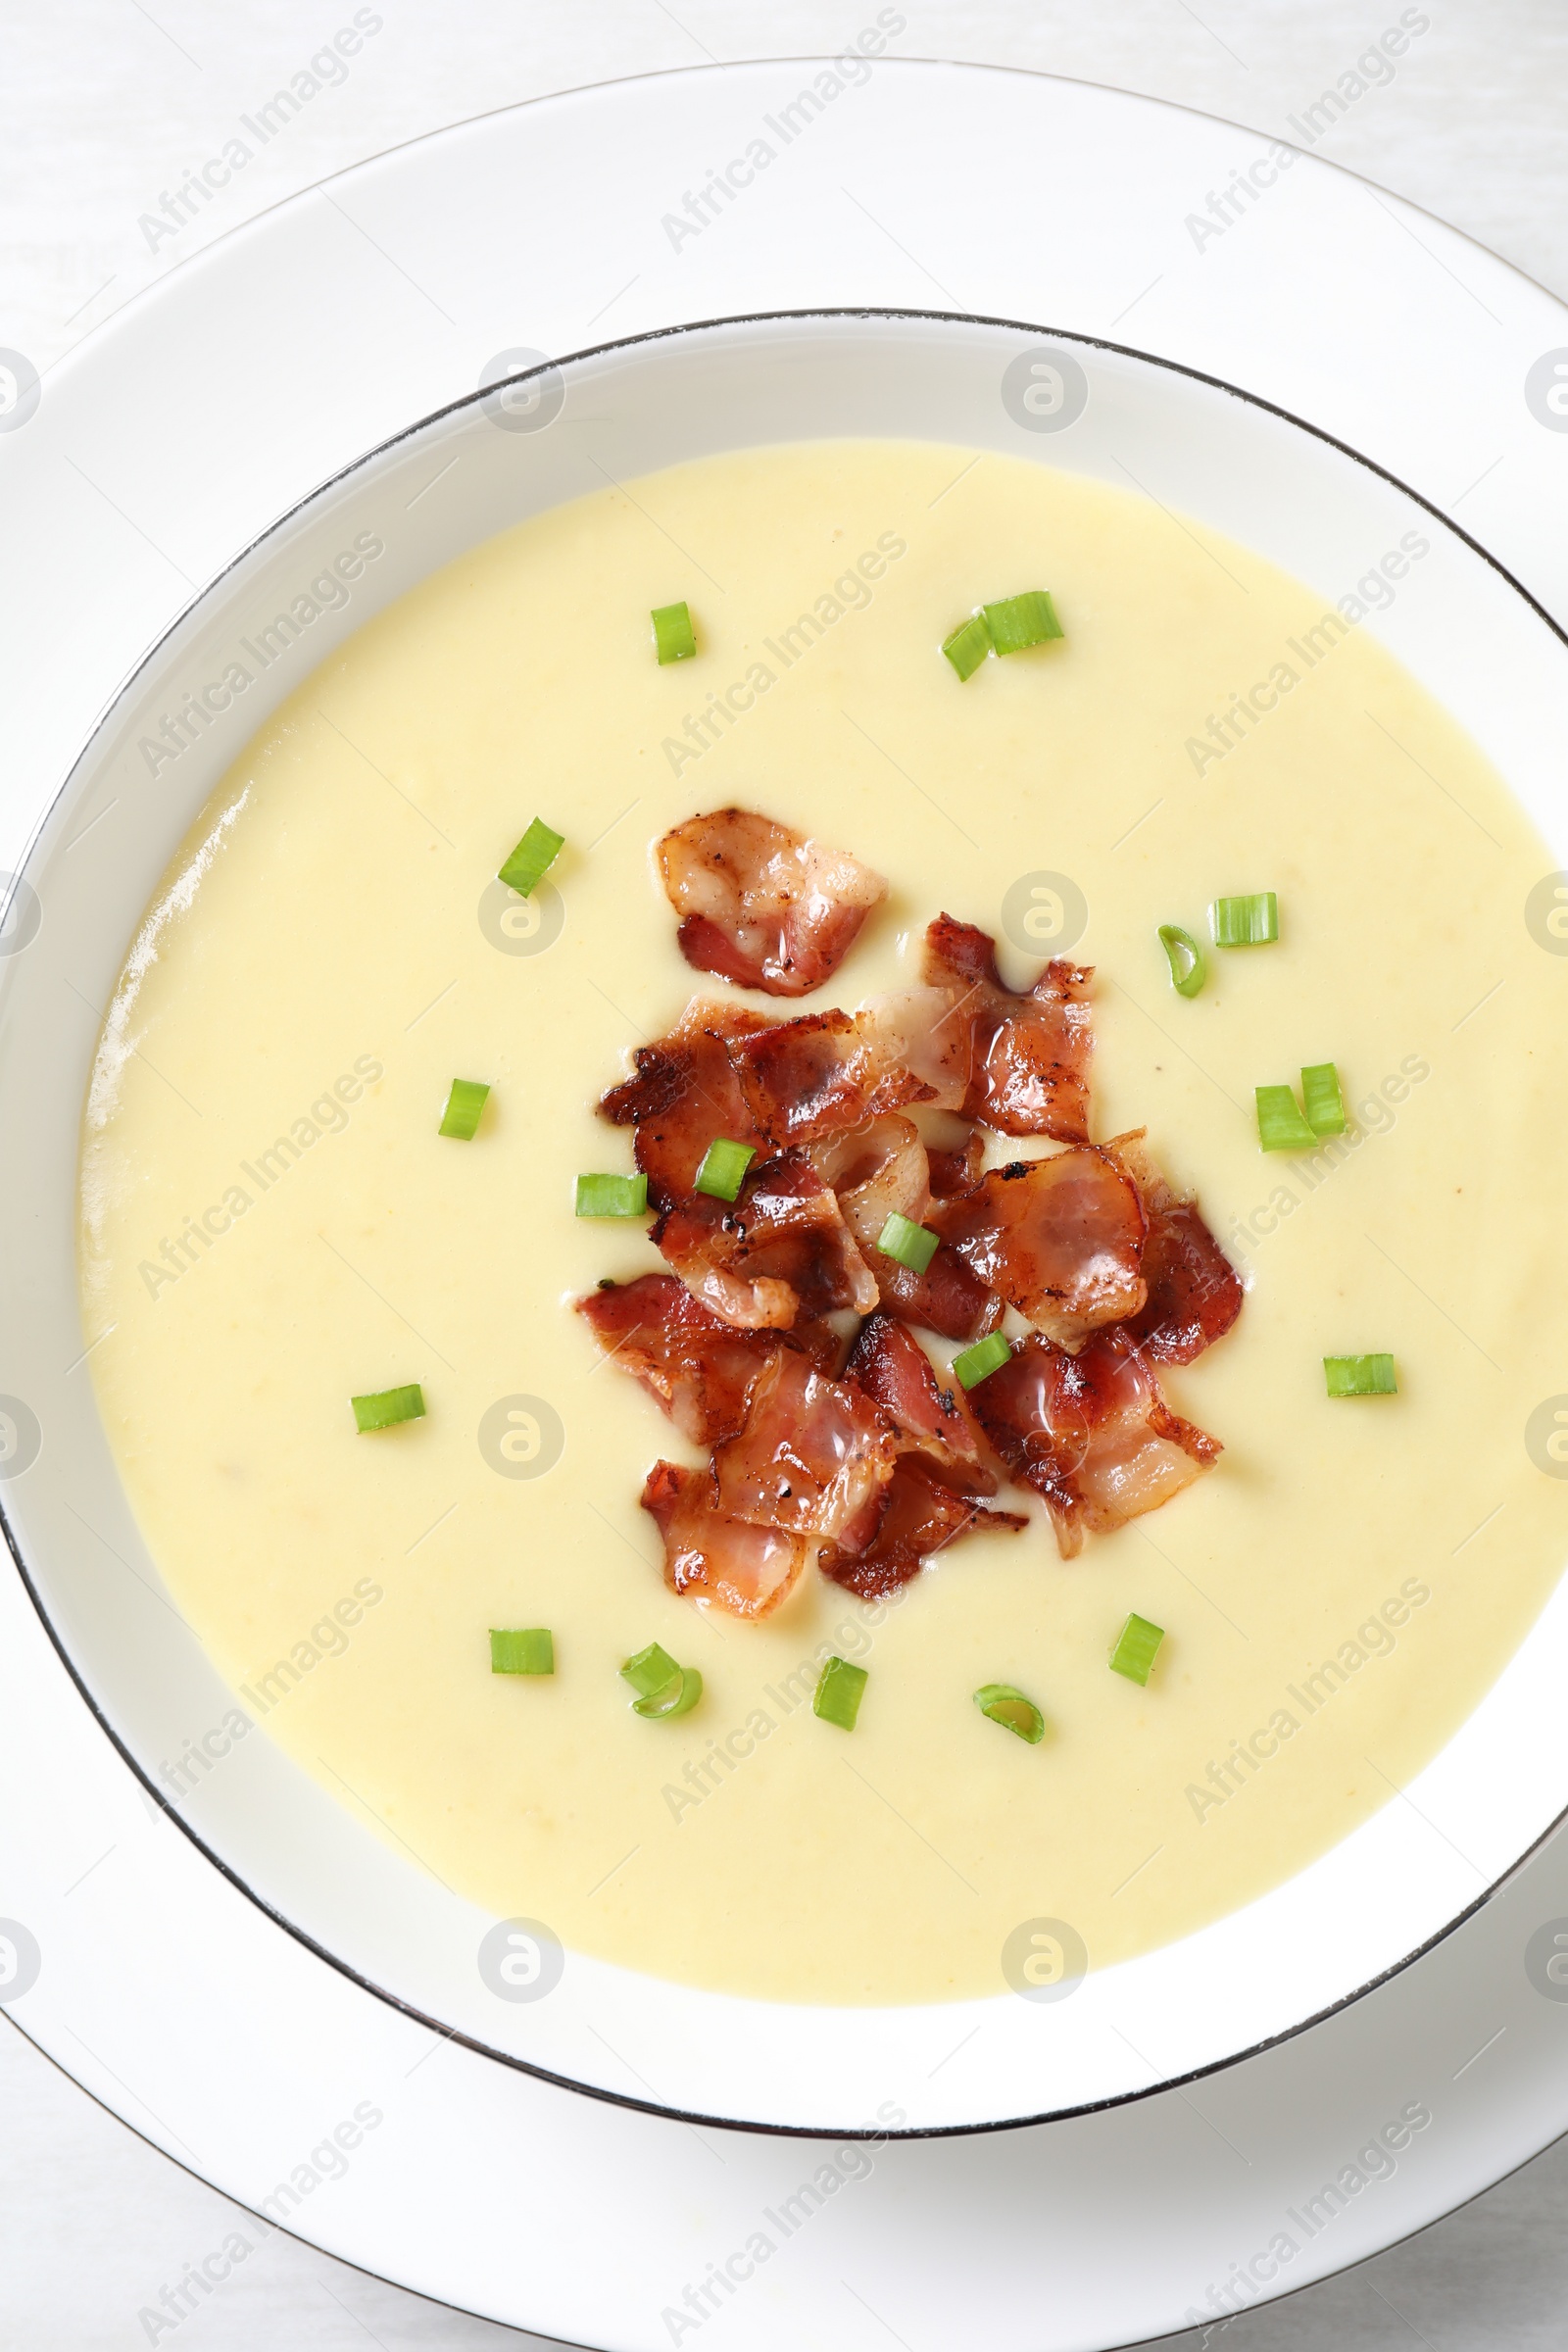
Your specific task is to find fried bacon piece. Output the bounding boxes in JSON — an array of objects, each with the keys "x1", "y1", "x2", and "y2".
[
  {"x1": 968, "y1": 1330, "x2": 1220, "y2": 1560},
  {"x1": 811, "y1": 1116, "x2": 1003, "y2": 1344},
  {"x1": 641, "y1": 1461, "x2": 809, "y2": 1619},
  {"x1": 657, "y1": 808, "x2": 887, "y2": 997},
  {"x1": 843, "y1": 1313, "x2": 994, "y2": 1487},
  {"x1": 576, "y1": 1274, "x2": 838, "y2": 1446},
  {"x1": 601, "y1": 998, "x2": 770, "y2": 1209},
  {"x1": 710, "y1": 1351, "x2": 899, "y2": 1541},
  {"x1": 858, "y1": 986, "x2": 973, "y2": 1110},
  {"x1": 1107, "y1": 1133, "x2": 1243, "y2": 1367},
  {"x1": 728, "y1": 1011, "x2": 928, "y2": 1147},
  {"x1": 809, "y1": 1115, "x2": 928, "y2": 1261},
  {"x1": 819, "y1": 1455, "x2": 1028, "y2": 1598},
  {"x1": 653, "y1": 1152, "x2": 878, "y2": 1329},
  {"x1": 926, "y1": 1122, "x2": 986, "y2": 1200},
  {"x1": 930, "y1": 1147, "x2": 1147, "y2": 1349},
  {"x1": 922, "y1": 915, "x2": 1094, "y2": 1141}
]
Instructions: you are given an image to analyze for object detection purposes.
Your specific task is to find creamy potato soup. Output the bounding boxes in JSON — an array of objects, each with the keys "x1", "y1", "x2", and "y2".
[{"x1": 80, "y1": 441, "x2": 1568, "y2": 2006}]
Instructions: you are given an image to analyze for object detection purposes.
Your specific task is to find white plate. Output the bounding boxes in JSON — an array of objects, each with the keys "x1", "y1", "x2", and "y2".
[
  {"x1": 7, "y1": 303, "x2": 1568, "y2": 2147},
  {"x1": 4, "y1": 58, "x2": 1568, "y2": 2347}
]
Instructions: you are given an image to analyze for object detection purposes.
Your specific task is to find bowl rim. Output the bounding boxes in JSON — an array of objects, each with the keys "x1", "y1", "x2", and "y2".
[{"x1": 6, "y1": 300, "x2": 1566, "y2": 2143}]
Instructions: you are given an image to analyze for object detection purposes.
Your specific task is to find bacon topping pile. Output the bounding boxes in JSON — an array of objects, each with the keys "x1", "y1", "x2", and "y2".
[{"x1": 579, "y1": 819, "x2": 1242, "y2": 1610}]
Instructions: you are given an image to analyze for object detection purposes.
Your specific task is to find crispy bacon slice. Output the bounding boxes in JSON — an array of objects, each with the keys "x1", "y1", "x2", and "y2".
[
  {"x1": 843, "y1": 1313, "x2": 994, "y2": 1487},
  {"x1": 641, "y1": 1460, "x2": 808, "y2": 1619},
  {"x1": 931, "y1": 1148, "x2": 1146, "y2": 1348},
  {"x1": 922, "y1": 915, "x2": 1093, "y2": 1141},
  {"x1": 728, "y1": 1012, "x2": 928, "y2": 1147},
  {"x1": 601, "y1": 998, "x2": 770, "y2": 1209},
  {"x1": 819, "y1": 1455, "x2": 1028, "y2": 1597},
  {"x1": 968, "y1": 1330, "x2": 1220, "y2": 1560},
  {"x1": 653, "y1": 1151, "x2": 878, "y2": 1329},
  {"x1": 576, "y1": 1274, "x2": 839, "y2": 1446},
  {"x1": 658, "y1": 808, "x2": 887, "y2": 997},
  {"x1": 1108, "y1": 1133, "x2": 1244, "y2": 1366},
  {"x1": 710, "y1": 1351, "x2": 898, "y2": 1540}
]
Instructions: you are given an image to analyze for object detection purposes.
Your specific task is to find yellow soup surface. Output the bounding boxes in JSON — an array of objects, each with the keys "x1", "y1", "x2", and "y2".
[{"x1": 79, "y1": 439, "x2": 1568, "y2": 2004}]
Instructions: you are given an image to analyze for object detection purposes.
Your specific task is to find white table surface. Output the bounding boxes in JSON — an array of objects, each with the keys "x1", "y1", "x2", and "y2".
[{"x1": 5, "y1": 4, "x2": 1568, "y2": 2345}]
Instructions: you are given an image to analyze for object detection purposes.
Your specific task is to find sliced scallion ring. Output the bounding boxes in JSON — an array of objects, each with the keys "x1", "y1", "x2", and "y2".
[
  {"x1": 973, "y1": 1683, "x2": 1045, "y2": 1742},
  {"x1": 1156, "y1": 923, "x2": 1205, "y2": 1000},
  {"x1": 876, "y1": 1211, "x2": 940, "y2": 1274}
]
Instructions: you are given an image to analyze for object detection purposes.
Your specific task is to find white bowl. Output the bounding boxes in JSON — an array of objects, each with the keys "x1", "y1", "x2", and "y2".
[{"x1": 2, "y1": 310, "x2": 1565, "y2": 2137}]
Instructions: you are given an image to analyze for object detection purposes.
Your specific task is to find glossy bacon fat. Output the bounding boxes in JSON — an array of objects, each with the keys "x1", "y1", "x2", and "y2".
[
  {"x1": 931, "y1": 1148, "x2": 1147, "y2": 1348},
  {"x1": 922, "y1": 915, "x2": 1094, "y2": 1141},
  {"x1": 968, "y1": 1330, "x2": 1220, "y2": 1560},
  {"x1": 657, "y1": 808, "x2": 888, "y2": 997},
  {"x1": 641, "y1": 1461, "x2": 809, "y2": 1619}
]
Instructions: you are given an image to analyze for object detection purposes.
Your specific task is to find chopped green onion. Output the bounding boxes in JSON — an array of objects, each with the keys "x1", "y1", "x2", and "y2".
[
  {"x1": 1157, "y1": 923, "x2": 1205, "y2": 1000},
  {"x1": 876, "y1": 1212, "x2": 940, "y2": 1275},
  {"x1": 351, "y1": 1384, "x2": 425, "y2": 1433},
  {"x1": 942, "y1": 612, "x2": 992, "y2": 680},
  {"x1": 652, "y1": 601, "x2": 697, "y2": 663},
  {"x1": 619, "y1": 1641, "x2": 702, "y2": 1718},
  {"x1": 1109, "y1": 1613, "x2": 1164, "y2": 1686},
  {"x1": 813, "y1": 1655, "x2": 867, "y2": 1731},
  {"x1": 954, "y1": 1332, "x2": 1011, "y2": 1390},
  {"x1": 1300, "y1": 1061, "x2": 1346, "y2": 1136},
  {"x1": 982, "y1": 590, "x2": 1064, "y2": 655},
  {"x1": 694, "y1": 1138, "x2": 755, "y2": 1200},
  {"x1": 1255, "y1": 1084, "x2": 1318, "y2": 1152},
  {"x1": 439, "y1": 1078, "x2": 490, "y2": 1140},
  {"x1": 1210, "y1": 891, "x2": 1278, "y2": 947},
  {"x1": 973, "y1": 1683, "x2": 1045, "y2": 1743},
  {"x1": 498, "y1": 817, "x2": 564, "y2": 898},
  {"x1": 621, "y1": 1642, "x2": 681, "y2": 1700},
  {"x1": 574, "y1": 1172, "x2": 649, "y2": 1218},
  {"x1": 490, "y1": 1628, "x2": 554, "y2": 1676},
  {"x1": 1324, "y1": 1353, "x2": 1397, "y2": 1397}
]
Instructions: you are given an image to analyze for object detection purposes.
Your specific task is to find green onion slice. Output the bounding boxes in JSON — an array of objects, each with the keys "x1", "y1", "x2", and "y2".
[
  {"x1": 1157, "y1": 923, "x2": 1205, "y2": 1000},
  {"x1": 439, "y1": 1078, "x2": 490, "y2": 1140},
  {"x1": 1109, "y1": 1613, "x2": 1164, "y2": 1686},
  {"x1": 490, "y1": 1628, "x2": 554, "y2": 1676},
  {"x1": 351, "y1": 1384, "x2": 425, "y2": 1433},
  {"x1": 1210, "y1": 891, "x2": 1279, "y2": 947},
  {"x1": 876, "y1": 1211, "x2": 940, "y2": 1274},
  {"x1": 1323, "y1": 1353, "x2": 1397, "y2": 1397},
  {"x1": 1300, "y1": 1061, "x2": 1346, "y2": 1136},
  {"x1": 1255, "y1": 1084, "x2": 1318, "y2": 1152},
  {"x1": 942, "y1": 612, "x2": 992, "y2": 681},
  {"x1": 813, "y1": 1655, "x2": 867, "y2": 1731},
  {"x1": 973, "y1": 1683, "x2": 1045, "y2": 1743},
  {"x1": 574, "y1": 1172, "x2": 649, "y2": 1218},
  {"x1": 619, "y1": 1642, "x2": 702, "y2": 1718},
  {"x1": 694, "y1": 1138, "x2": 756, "y2": 1200},
  {"x1": 652, "y1": 601, "x2": 697, "y2": 663},
  {"x1": 954, "y1": 1332, "x2": 1011, "y2": 1390},
  {"x1": 634, "y1": 1666, "x2": 702, "y2": 1719},
  {"x1": 498, "y1": 817, "x2": 564, "y2": 898},
  {"x1": 982, "y1": 590, "x2": 1064, "y2": 655}
]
